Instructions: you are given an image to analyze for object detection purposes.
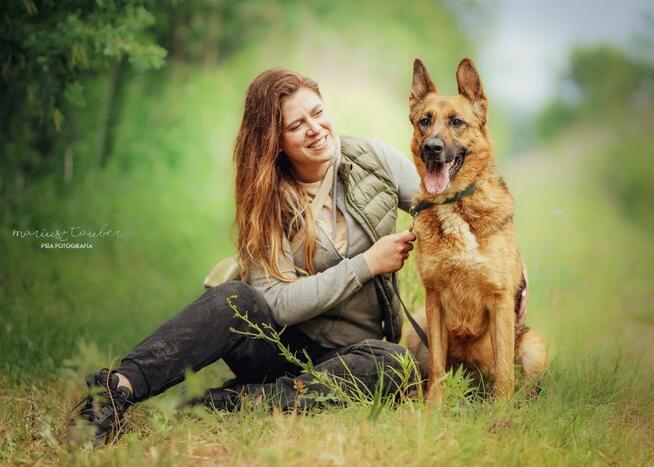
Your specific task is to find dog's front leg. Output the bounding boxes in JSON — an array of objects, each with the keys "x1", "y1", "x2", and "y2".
[
  {"x1": 425, "y1": 293, "x2": 447, "y2": 405},
  {"x1": 490, "y1": 298, "x2": 515, "y2": 400}
]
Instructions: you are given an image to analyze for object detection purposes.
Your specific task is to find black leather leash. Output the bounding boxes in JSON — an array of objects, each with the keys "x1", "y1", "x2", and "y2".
[{"x1": 392, "y1": 274, "x2": 430, "y2": 348}]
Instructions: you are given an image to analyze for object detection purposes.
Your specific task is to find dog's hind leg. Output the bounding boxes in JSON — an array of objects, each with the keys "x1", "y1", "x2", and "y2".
[
  {"x1": 424, "y1": 295, "x2": 447, "y2": 405},
  {"x1": 489, "y1": 297, "x2": 516, "y2": 400},
  {"x1": 515, "y1": 328, "x2": 548, "y2": 381}
]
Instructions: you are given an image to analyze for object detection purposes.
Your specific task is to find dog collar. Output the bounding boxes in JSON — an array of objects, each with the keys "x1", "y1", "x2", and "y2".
[{"x1": 409, "y1": 183, "x2": 479, "y2": 227}]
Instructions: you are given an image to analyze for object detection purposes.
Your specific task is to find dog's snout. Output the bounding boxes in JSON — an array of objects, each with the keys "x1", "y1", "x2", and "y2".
[
  {"x1": 426, "y1": 139, "x2": 444, "y2": 153},
  {"x1": 424, "y1": 138, "x2": 444, "y2": 157}
]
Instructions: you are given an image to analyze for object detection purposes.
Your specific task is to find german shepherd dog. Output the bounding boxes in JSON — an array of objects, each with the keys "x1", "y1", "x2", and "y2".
[{"x1": 405, "y1": 58, "x2": 547, "y2": 403}]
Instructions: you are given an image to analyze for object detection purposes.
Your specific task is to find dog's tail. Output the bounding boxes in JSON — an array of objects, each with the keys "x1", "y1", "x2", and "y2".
[{"x1": 516, "y1": 328, "x2": 548, "y2": 381}]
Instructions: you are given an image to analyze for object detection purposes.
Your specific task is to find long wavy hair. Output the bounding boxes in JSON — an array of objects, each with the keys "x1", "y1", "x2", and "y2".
[{"x1": 233, "y1": 68, "x2": 322, "y2": 281}]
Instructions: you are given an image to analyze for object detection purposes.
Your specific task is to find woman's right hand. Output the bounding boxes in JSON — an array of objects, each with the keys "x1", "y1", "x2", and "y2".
[{"x1": 362, "y1": 230, "x2": 416, "y2": 276}]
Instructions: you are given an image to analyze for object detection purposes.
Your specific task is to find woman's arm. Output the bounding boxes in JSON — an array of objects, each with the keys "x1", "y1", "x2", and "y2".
[
  {"x1": 247, "y1": 237, "x2": 374, "y2": 326},
  {"x1": 368, "y1": 138, "x2": 420, "y2": 212}
]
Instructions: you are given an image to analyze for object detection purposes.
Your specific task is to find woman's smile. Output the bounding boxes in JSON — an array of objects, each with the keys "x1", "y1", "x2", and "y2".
[{"x1": 307, "y1": 134, "x2": 328, "y2": 150}]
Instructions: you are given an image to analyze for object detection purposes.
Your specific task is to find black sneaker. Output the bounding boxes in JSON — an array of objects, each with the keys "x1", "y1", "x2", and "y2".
[
  {"x1": 62, "y1": 369, "x2": 133, "y2": 446},
  {"x1": 184, "y1": 383, "x2": 292, "y2": 412}
]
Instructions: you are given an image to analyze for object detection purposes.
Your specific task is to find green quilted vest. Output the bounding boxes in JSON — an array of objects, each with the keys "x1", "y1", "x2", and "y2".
[{"x1": 339, "y1": 135, "x2": 402, "y2": 342}]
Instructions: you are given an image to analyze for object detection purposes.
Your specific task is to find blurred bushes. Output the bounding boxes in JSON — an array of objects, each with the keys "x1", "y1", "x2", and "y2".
[
  {"x1": 535, "y1": 42, "x2": 654, "y2": 229},
  {"x1": 536, "y1": 45, "x2": 654, "y2": 141},
  {"x1": 597, "y1": 130, "x2": 654, "y2": 230}
]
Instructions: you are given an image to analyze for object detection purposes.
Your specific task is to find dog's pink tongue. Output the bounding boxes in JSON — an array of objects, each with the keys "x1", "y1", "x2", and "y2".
[{"x1": 424, "y1": 162, "x2": 452, "y2": 195}]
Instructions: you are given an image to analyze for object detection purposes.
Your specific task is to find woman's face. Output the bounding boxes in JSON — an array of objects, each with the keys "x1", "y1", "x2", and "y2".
[{"x1": 280, "y1": 87, "x2": 336, "y2": 182}]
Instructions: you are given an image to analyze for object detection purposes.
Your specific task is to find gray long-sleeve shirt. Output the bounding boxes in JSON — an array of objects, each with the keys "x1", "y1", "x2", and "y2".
[{"x1": 247, "y1": 137, "x2": 420, "y2": 347}]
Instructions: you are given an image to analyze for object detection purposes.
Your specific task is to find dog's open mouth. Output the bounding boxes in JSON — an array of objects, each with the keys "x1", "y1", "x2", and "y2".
[{"x1": 424, "y1": 155, "x2": 464, "y2": 195}]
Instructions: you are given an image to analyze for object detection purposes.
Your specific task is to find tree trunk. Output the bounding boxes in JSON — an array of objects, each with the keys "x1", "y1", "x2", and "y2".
[
  {"x1": 94, "y1": 59, "x2": 125, "y2": 168},
  {"x1": 64, "y1": 147, "x2": 73, "y2": 184}
]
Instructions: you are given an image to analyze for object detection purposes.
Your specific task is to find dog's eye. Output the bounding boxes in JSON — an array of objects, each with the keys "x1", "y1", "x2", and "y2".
[
  {"x1": 451, "y1": 118, "x2": 465, "y2": 127},
  {"x1": 419, "y1": 117, "x2": 431, "y2": 127}
]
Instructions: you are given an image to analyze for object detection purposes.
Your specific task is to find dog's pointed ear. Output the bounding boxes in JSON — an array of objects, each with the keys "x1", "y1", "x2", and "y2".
[
  {"x1": 456, "y1": 58, "x2": 487, "y2": 124},
  {"x1": 410, "y1": 58, "x2": 438, "y2": 106}
]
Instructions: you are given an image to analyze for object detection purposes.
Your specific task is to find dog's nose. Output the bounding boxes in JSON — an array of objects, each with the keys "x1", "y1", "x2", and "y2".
[{"x1": 423, "y1": 138, "x2": 444, "y2": 159}]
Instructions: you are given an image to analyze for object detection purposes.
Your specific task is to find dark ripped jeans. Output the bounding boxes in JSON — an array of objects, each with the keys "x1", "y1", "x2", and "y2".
[{"x1": 115, "y1": 281, "x2": 413, "y2": 410}]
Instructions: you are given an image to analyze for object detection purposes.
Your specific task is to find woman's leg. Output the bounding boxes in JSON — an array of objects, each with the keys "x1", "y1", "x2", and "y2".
[
  {"x1": 63, "y1": 281, "x2": 310, "y2": 446},
  {"x1": 206, "y1": 339, "x2": 417, "y2": 411},
  {"x1": 115, "y1": 280, "x2": 309, "y2": 401}
]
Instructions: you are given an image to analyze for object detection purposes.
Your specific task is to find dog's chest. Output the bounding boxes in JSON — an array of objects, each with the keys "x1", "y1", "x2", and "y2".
[
  {"x1": 435, "y1": 204, "x2": 478, "y2": 249},
  {"x1": 415, "y1": 203, "x2": 503, "y2": 295},
  {"x1": 416, "y1": 204, "x2": 485, "y2": 268},
  {"x1": 416, "y1": 204, "x2": 493, "y2": 337}
]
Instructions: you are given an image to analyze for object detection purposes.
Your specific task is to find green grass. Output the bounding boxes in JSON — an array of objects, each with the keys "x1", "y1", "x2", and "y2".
[{"x1": 1, "y1": 71, "x2": 654, "y2": 464}]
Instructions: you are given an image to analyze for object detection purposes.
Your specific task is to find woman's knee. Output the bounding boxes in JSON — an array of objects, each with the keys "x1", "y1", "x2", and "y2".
[
  {"x1": 206, "y1": 280, "x2": 273, "y2": 324},
  {"x1": 354, "y1": 339, "x2": 409, "y2": 358},
  {"x1": 351, "y1": 339, "x2": 416, "y2": 374},
  {"x1": 211, "y1": 280, "x2": 254, "y2": 298}
]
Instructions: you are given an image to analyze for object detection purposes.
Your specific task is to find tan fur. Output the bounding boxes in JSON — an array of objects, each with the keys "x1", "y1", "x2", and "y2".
[
  {"x1": 515, "y1": 329, "x2": 548, "y2": 381},
  {"x1": 406, "y1": 58, "x2": 547, "y2": 403}
]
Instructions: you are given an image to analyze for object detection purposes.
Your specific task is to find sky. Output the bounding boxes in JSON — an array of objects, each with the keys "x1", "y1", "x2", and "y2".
[{"x1": 456, "y1": 0, "x2": 654, "y2": 112}]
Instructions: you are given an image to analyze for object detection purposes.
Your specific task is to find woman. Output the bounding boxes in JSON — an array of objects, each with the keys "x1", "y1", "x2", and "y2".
[{"x1": 64, "y1": 68, "x2": 420, "y2": 446}]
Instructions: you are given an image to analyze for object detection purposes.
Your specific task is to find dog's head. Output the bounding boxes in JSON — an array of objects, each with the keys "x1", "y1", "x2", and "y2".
[{"x1": 409, "y1": 58, "x2": 492, "y2": 196}]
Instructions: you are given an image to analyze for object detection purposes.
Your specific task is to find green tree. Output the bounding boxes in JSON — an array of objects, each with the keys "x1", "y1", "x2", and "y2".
[
  {"x1": 536, "y1": 44, "x2": 654, "y2": 139},
  {"x1": 0, "y1": 0, "x2": 166, "y2": 194},
  {"x1": 569, "y1": 45, "x2": 653, "y2": 114}
]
